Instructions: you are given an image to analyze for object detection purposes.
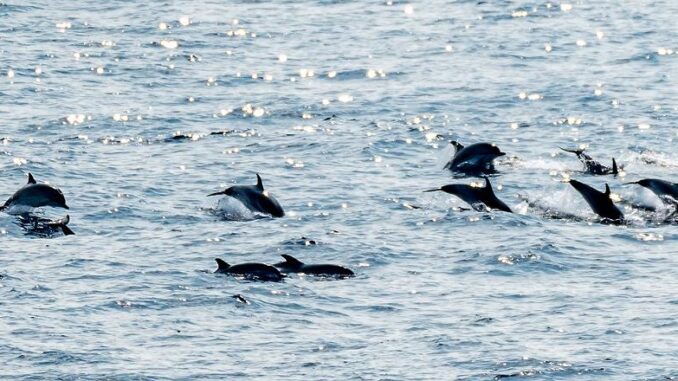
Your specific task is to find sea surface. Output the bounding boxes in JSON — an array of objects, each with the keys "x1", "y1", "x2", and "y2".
[{"x1": 1, "y1": 1, "x2": 677, "y2": 379}]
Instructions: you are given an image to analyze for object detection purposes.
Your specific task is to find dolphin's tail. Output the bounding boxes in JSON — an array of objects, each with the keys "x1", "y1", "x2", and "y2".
[
  {"x1": 612, "y1": 158, "x2": 619, "y2": 175},
  {"x1": 559, "y1": 147, "x2": 584, "y2": 155},
  {"x1": 61, "y1": 225, "x2": 75, "y2": 236}
]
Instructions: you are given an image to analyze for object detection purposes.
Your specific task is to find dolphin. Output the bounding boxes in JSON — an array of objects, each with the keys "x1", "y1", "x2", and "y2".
[
  {"x1": 425, "y1": 177, "x2": 512, "y2": 213},
  {"x1": 20, "y1": 214, "x2": 75, "y2": 236},
  {"x1": 274, "y1": 254, "x2": 355, "y2": 278},
  {"x1": 560, "y1": 147, "x2": 619, "y2": 175},
  {"x1": 444, "y1": 141, "x2": 506, "y2": 174},
  {"x1": 208, "y1": 174, "x2": 284, "y2": 218},
  {"x1": 626, "y1": 178, "x2": 678, "y2": 205},
  {"x1": 1, "y1": 173, "x2": 69, "y2": 214},
  {"x1": 44, "y1": 214, "x2": 76, "y2": 236},
  {"x1": 214, "y1": 258, "x2": 284, "y2": 281},
  {"x1": 568, "y1": 179, "x2": 624, "y2": 224}
]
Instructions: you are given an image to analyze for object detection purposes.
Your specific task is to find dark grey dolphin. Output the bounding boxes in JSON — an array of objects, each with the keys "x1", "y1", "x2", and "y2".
[
  {"x1": 44, "y1": 214, "x2": 75, "y2": 236},
  {"x1": 425, "y1": 177, "x2": 512, "y2": 213},
  {"x1": 626, "y1": 178, "x2": 678, "y2": 205},
  {"x1": 214, "y1": 258, "x2": 284, "y2": 282},
  {"x1": 20, "y1": 214, "x2": 75, "y2": 236},
  {"x1": 274, "y1": 254, "x2": 355, "y2": 278},
  {"x1": 568, "y1": 179, "x2": 624, "y2": 224},
  {"x1": 444, "y1": 141, "x2": 506, "y2": 174},
  {"x1": 208, "y1": 174, "x2": 284, "y2": 218},
  {"x1": 1, "y1": 173, "x2": 69, "y2": 213},
  {"x1": 560, "y1": 147, "x2": 619, "y2": 175}
]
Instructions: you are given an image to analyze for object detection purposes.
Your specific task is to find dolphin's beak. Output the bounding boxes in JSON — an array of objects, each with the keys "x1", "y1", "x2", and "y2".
[
  {"x1": 63, "y1": 204, "x2": 70, "y2": 209},
  {"x1": 424, "y1": 188, "x2": 441, "y2": 192},
  {"x1": 207, "y1": 191, "x2": 224, "y2": 197},
  {"x1": 623, "y1": 181, "x2": 639, "y2": 185},
  {"x1": 497, "y1": 151, "x2": 506, "y2": 156}
]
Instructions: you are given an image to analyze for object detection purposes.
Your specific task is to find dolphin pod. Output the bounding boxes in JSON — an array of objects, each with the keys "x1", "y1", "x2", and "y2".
[
  {"x1": 444, "y1": 141, "x2": 506, "y2": 174},
  {"x1": 1, "y1": 173, "x2": 69, "y2": 214},
  {"x1": 425, "y1": 177, "x2": 512, "y2": 213},
  {"x1": 2, "y1": 140, "x2": 674, "y2": 285},
  {"x1": 208, "y1": 174, "x2": 285, "y2": 218}
]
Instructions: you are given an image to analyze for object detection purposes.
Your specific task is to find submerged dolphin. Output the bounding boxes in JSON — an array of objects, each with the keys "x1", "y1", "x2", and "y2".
[
  {"x1": 1, "y1": 173, "x2": 69, "y2": 214},
  {"x1": 214, "y1": 258, "x2": 284, "y2": 281},
  {"x1": 208, "y1": 174, "x2": 284, "y2": 218},
  {"x1": 425, "y1": 177, "x2": 512, "y2": 213},
  {"x1": 444, "y1": 141, "x2": 506, "y2": 174},
  {"x1": 626, "y1": 178, "x2": 678, "y2": 205},
  {"x1": 274, "y1": 254, "x2": 355, "y2": 278},
  {"x1": 20, "y1": 214, "x2": 75, "y2": 236},
  {"x1": 568, "y1": 179, "x2": 624, "y2": 224},
  {"x1": 44, "y1": 214, "x2": 76, "y2": 236},
  {"x1": 560, "y1": 147, "x2": 619, "y2": 175}
]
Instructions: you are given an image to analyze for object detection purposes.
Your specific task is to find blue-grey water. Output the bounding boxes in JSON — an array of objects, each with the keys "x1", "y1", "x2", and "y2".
[{"x1": 1, "y1": 1, "x2": 677, "y2": 379}]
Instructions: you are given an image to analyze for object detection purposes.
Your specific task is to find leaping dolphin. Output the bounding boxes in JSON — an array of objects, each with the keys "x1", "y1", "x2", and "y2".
[
  {"x1": 214, "y1": 258, "x2": 284, "y2": 282},
  {"x1": 626, "y1": 178, "x2": 678, "y2": 206},
  {"x1": 208, "y1": 174, "x2": 285, "y2": 218},
  {"x1": 568, "y1": 179, "x2": 624, "y2": 224},
  {"x1": 425, "y1": 177, "x2": 512, "y2": 213},
  {"x1": 560, "y1": 147, "x2": 619, "y2": 175},
  {"x1": 444, "y1": 141, "x2": 506, "y2": 174},
  {"x1": 274, "y1": 254, "x2": 355, "y2": 278},
  {"x1": 1, "y1": 173, "x2": 69, "y2": 214}
]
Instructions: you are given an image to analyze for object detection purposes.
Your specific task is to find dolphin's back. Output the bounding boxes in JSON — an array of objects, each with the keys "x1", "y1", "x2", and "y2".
[
  {"x1": 645, "y1": 179, "x2": 678, "y2": 200},
  {"x1": 4, "y1": 184, "x2": 66, "y2": 209},
  {"x1": 300, "y1": 264, "x2": 355, "y2": 277},
  {"x1": 226, "y1": 263, "x2": 284, "y2": 281},
  {"x1": 569, "y1": 180, "x2": 623, "y2": 222},
  {"x1": 447, "y1": 143, "x2": 503, "y2": 172},
  {"x1": 231, "y1": 186, "x2": 285, "y2": 217},
  {"x1": 441, "y1": 184, "x2": 484, "y2": 207}
]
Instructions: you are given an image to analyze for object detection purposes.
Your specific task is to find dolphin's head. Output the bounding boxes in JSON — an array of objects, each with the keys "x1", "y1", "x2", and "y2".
[
  {"x1": 208, "y1": 186, "x2": 235, "y2": 197},
  {"x1": 49, "y1": 191, "x2": 69, "y2": 209},
  {"x1": 490, "y1": 144, "x2": 506, "y2": 157},
  {"x1": 41, "y1": 188, "x2": 69, "y2": 209}
]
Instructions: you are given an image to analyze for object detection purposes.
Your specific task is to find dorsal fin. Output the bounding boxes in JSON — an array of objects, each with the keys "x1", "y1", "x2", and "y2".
[
  {"x1": 611, "y1": 158, "x2": 618, "y2": 175},
  {"x1": 27, "y1": 173, "x2": 36, "y2": 184},
  {"x1": 604, "y1": 184, "x2": 611, "y2": 197},
  {"x1": 483, "y1": 176, "x2": 492, "y2": 190},
  {"x1": 256, "y1": 174, "x2": 264, "y2": 191},
  {"x1": 281, "y1": 254, "x2": 303, "y2": 266},
  {"x1": 215, "y1": 258, "x2": 230, "y2": 272}
]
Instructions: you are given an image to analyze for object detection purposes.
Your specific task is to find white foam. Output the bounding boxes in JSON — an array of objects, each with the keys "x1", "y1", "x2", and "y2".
[{"x1": 214, "y1": 196, "x2": 254, "y2": 220}]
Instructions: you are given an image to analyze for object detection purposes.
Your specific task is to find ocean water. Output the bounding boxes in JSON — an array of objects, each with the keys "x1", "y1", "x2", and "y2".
[{"x1": 1, "y1": 0, "x2": 677, "y2": 379}]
